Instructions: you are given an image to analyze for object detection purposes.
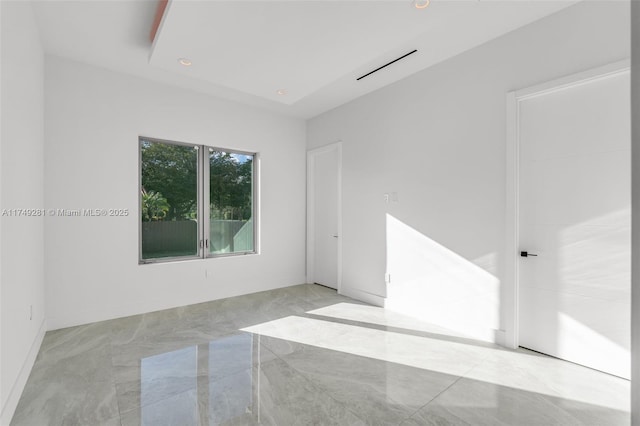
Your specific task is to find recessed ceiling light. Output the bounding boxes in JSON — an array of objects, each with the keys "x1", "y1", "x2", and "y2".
[
  {"x1": 414, "y1": 0, "x2": 430, "y2": 9},
  {"x1": 178, "y1": 58, "x2": 192, "y2": 66},
  {"x1": 276, "y1": 89, "x2": 287, "y2": 95}
]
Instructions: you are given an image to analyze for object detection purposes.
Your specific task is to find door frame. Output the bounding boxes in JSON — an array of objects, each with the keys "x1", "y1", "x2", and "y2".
[
  {"x1": 505, "y1": 59, "x2": 630, "y2": 349},
  {"x1": 306, "y1": 141, "x2": 343, "y2": 292}
]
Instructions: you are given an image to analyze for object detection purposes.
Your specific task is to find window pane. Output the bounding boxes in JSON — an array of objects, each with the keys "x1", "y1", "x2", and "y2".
[
  {"x1": 209, "y1": 150, "x2": 254, "y2": 255},
  {"x1": 140, "y1": 139, "x2": 199, "y2": 260}
]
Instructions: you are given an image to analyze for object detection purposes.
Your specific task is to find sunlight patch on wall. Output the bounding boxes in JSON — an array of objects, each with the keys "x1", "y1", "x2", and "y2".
[
  {"x1": 558, "y1": 209, "x2": 630, "y2": 301},
  {"x1": 384, "y1": 214, "x2": 500, "y2": 341},
  {"x1": 557, "y1": 312, "x2": 629, "y2": 377},
  {"x1": 519, "y1": 209, "x2": 632, "y2": 379},
  {"x1": 554, "y1": 209, "x2": 631, "y2": 379}
]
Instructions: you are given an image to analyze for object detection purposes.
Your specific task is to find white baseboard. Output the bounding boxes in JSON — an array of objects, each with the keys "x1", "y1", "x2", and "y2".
[
  {"x1": 339, "y1": 286, "x2": 386, "y2": 307},
  {"x1": 0, "y1": 319, "x2": 46, "y2": 426}
]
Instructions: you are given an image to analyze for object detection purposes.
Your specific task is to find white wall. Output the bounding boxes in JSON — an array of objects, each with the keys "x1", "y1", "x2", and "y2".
[
  {"x1": 0, "y1": 2, "x2": 46, "y2": 424},
  {"x1": 631, "y1": 1, "x2": 639, "y2": 423},
  {"x1": 44, "y1": 56, "x2": 307, "y2": 329},
  {"x1": 307, "y1": 1, "x2": 630, "y2": 342}
]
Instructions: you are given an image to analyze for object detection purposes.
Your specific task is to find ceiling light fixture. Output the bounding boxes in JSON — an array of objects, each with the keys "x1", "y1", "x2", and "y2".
[
  {"x1": 276, "y1": 89, "x2": 287, "y2": 95},
  {"x1": 178, "y1": 58, "x2": 192, "y2": 66},
  {"x1": 414, "y1": 0, "x2": 430, "y2": 9}
]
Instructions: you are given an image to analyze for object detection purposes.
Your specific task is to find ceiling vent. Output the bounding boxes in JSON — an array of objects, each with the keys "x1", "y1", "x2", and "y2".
[{"x1": 356, "y1": 49, "x2": 418, "y2": 81}]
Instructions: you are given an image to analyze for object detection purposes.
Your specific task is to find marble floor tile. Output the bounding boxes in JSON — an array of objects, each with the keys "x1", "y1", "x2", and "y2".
[
  {"x1": 40, "y1": 320, "x2": 111, "y2": 352},
  {"x1": 242, "y1": 315, "x2": 488, "y2": 377},
  {"x1": 250, "y1": 357, "x2": 366, "y2": 426},
  {"x1": 120, "y1": 388, "x2": 199, "y2": 426},
  {"x1": 11, "y1": 329, "x2": 117, "y2": 426},
  {"x1": 198, "y1": 368, "x2": 255, "y2": 425},
  {"x1": 119, "y1": 335, "x2": 365, "y2": 426},
  {"x1": 307, "y1": 302, "x2": 474, "y2": 340},
  {"x1": 11, "y1": 372, "x2": 119, "y2": 426},
  {"x1": 11, "y1": 284, "x2": 631, "y2": 426},
  {"x1": 110, "y1": 321, "x2": 236, "y2": 372},
  {"x1": 110, "y1": 307, "x2": 235, "y2": 350},
  {"x1": 464, "y1": 347, "x2": 630, "y2": 413},
  {"x1": 219, "y1": 292, "x2": 321, "y2": 330},
  {"x1": 275, "y1": 284, "x2": 367, "y2": 310},
  {"x1": 403, "y1": 376, "x2": 629, "y2": 426},
  {"x1": 11, "y1": 378, "x2": 79, "y2": 426},
  {"x1": 113, "y1": 332, "x2": 278, "y2": 415},
  {"x1": 60, "y1": 380, "x2": 120, "y2": 426},
  {"x1": 267, "y1": 337, "x2": 459, "y2": 425}
]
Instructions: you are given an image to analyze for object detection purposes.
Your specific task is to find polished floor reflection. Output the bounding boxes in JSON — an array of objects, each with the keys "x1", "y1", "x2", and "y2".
[{"x1": 11, "y1": 284, "x2": 630, "y2": 425}]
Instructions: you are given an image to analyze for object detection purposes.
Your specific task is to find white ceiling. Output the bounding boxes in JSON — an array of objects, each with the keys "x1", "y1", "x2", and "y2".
[{"x1": 33, "y1": 0, "x2": 580, "y2": 119}]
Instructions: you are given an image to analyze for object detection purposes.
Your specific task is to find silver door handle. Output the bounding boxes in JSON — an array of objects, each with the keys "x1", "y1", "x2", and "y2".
[{"x1": 332, "y1": 234, "x2": 339, "y2": 238}]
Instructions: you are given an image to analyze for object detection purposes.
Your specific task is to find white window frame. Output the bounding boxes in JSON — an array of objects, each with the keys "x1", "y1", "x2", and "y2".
[{"x1": 139, "y1": 136, "x2": 258, "y2": 264}]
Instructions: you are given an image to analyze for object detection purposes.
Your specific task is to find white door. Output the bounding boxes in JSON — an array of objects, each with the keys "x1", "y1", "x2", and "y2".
[
  {"x1": 518, "y1": 69, "x2": 630, "y2": 379},
  {"x1": 308, "y1": 144, "x2": 340, "y2": 289}
]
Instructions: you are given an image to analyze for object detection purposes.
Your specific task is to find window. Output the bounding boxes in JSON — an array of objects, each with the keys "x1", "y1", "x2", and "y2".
[{"x1": 140, "y1": 137, "x2": 256, "y2": 263}]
